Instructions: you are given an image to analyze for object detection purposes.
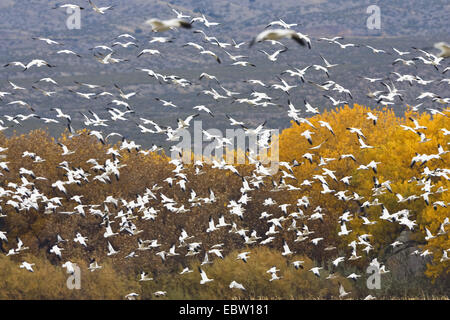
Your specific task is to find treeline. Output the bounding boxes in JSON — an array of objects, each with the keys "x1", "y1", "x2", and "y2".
[{"x1": 0, "y1": 104, "x2": 448, "y2": 299}]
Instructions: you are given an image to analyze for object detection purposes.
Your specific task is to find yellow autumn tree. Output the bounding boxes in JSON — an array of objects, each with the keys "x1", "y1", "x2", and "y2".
[{"x1": 278, "y1": 104, "x2": 449, "y2": 279}]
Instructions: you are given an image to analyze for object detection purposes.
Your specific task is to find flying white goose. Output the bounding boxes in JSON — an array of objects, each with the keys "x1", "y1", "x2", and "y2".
[
  {"x1": 191, "y1": 14, "x2": 220, "y2": 28},
  {"x1": 231, "y1": 39, "x2": 246, "y2": 48},
  {"x1": 112, "y1": 41, "x2": 138, "y2": 48},
  {"x1": 155, "y1": 98, "x2": 177, "y2": 108},
  {"x1": 4, "y1": 61, "x2": 26, "y2": 69},
  {"x1": 32, "y1": 37, "x2": 63, "y2": 45},
  {"x1": 282, "y1": 239, "x2": 294, "y2": 256},
  {"x1": 139, "y1": 271, "x2": 153, "y2": 281},
  {"x1": 49, "y1": 245, "x2": 64, "y2": 259},
  {"x1": 145, "y1": 18, "x2": 192, "y2": 32},
  {"x1": 265, "y1": 18, "x2": 298, "y2": 29},
  {"x1": 309, "y1": 267, "x2": 323, "y2": 277},
  {"x1": 259, "y1": 47, "x2": 288, "y2": 62},
  {"x1": 88, "y1": 0, "x2": 114, "y2": 14},
  {"x1": 434, "y1": 42, "x2": 450, "y2": 58},
  {"x1": 393, "y1": 48, "x2": 410, "y2": 56},
  {"x1": 292, "y1": 260, "x2": 304, "y2": 270},
  {"x1": 300, "y1": 130, "x2": 314, "y2": 145},
  {"x1": 237, "y1": 252, "x2": 250, "y2": 263},
  {"x1": 440, "y1": 250, "x2": 449, "y2": 262},
  {"x1": 269, "y1": 272, "x2": 282, "y2": 281},
  {"x1": 20, "y1": 261, "x2": 35, "y2": 272},
  {"x1": 88, "y1": 258, "x2": 102, "y2": 272},
  {"x1": 107, "y1": 241, "x2": 119, "y2": 256},
  {"x1": 24, "y1": 59, "x2": 54, "y2": 71},
  {"x1": 169, "y1": 5, "x2": 190, "y2": 19},
  {"x1": 52, "y1": 4, "x2": 84, "y2": 10},
  {"x1": 250, "y1": 29, "x2": 307, "y2": 47},
  {"x1": 198, "y1": 267, "x2": 214, "y2": 284},
  {"x1": 180, "y1": 267, "x2": 194, "y2": 274},
  {"x1": 338, "y1": 282, "x2": 351, "y2": 298},
  {"x1": 57, "y1": 143, "x2": 75, "y2": 156},
  {"x1": 229, "y1": 281, "x2": 246, "y2": 290},
  {"x1": 62, "y1": 261, "x2": 76, "y2": 274},
  {"x1": 125, "y1": 293, "x2": 139, "y2": 300}
]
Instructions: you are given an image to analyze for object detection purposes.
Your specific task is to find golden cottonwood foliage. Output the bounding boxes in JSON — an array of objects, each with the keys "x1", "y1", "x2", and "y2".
[
  {"x1": 0, "y1": 104, "x2": 447, "y2": 299},
  {"x1": 0, "y1": 254, "x2": 135, "y2": 299},
  {"x1": 279, "y1": 104, "x2": 449, "y2": 279},
  {"x1": 138, "y1": 247, "x2": 352, "y2": 300}
]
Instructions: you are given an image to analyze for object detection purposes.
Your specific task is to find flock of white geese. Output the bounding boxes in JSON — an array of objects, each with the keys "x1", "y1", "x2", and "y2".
[{"x1": 0, "y1": 2, "x2": 449, "y2": 300}]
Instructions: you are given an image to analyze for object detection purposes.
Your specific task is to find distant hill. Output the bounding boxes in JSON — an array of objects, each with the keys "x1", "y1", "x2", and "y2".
[
  {"x1": 0, "y1": 0, "x2": 448, "y2": 147},
  {"x1": 0, "y1": 0, "x2": 449, "y2": 41}
]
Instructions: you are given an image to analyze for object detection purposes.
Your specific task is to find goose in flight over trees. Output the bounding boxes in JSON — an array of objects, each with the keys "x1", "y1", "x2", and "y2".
[
  {"x1": 237, "y1": 252, "x2": 250, "y2": 263},
  {"x1": 139, "y1": 271, "x2": 153, "y2": 281},
  {"x1": 357, "y1": 135, "x2": 374, "y2": 149},
  {"x1": 62, "y1": 261, "x2": 76, "y2": 274},
  {"x1": 232, "y1": 39, "x2": 246, "y2": 48},
  {"x1": 269, "y1": 272, "x2": 282, "y2": 281},
  {"x1": 323, "y1": 95, "x2": 348, "y2": 106},
  {"x1": 338, "y1": 282, "x2": 351, "y2": 298},
  {"x1": 20, "y1": 261, "x2": 35, "y2": 272},
  {"x1": 309, "y1": 267, "x2": 323, "y2": 277},
  {"x1": 73, "y1": 232, "x2": 87, "y2": 247},
  {"x1": 57, "y1": 143, "x2": 75, "y2": 156},
  {"x1": 49, "y1": 245, "x2": 64, "y2": 259},
  {"x1": 229, "y1": 281, "x2": 246, "y2": 290},
  {"x1": 282, "y1": 239, "x2": 294, "y2": 256},
  {"x1": 301, "y1": 130, "x2": 314, "y2": 145},
  {"x1": 393, "y1": 48, "x2": 410, "y2": 56},
  {"x1": 107, "y1": 241, "x2": 119, "y2": 256},
  {"x1": 198, "y1": 267, "x2": 214, "y2": 284}
]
